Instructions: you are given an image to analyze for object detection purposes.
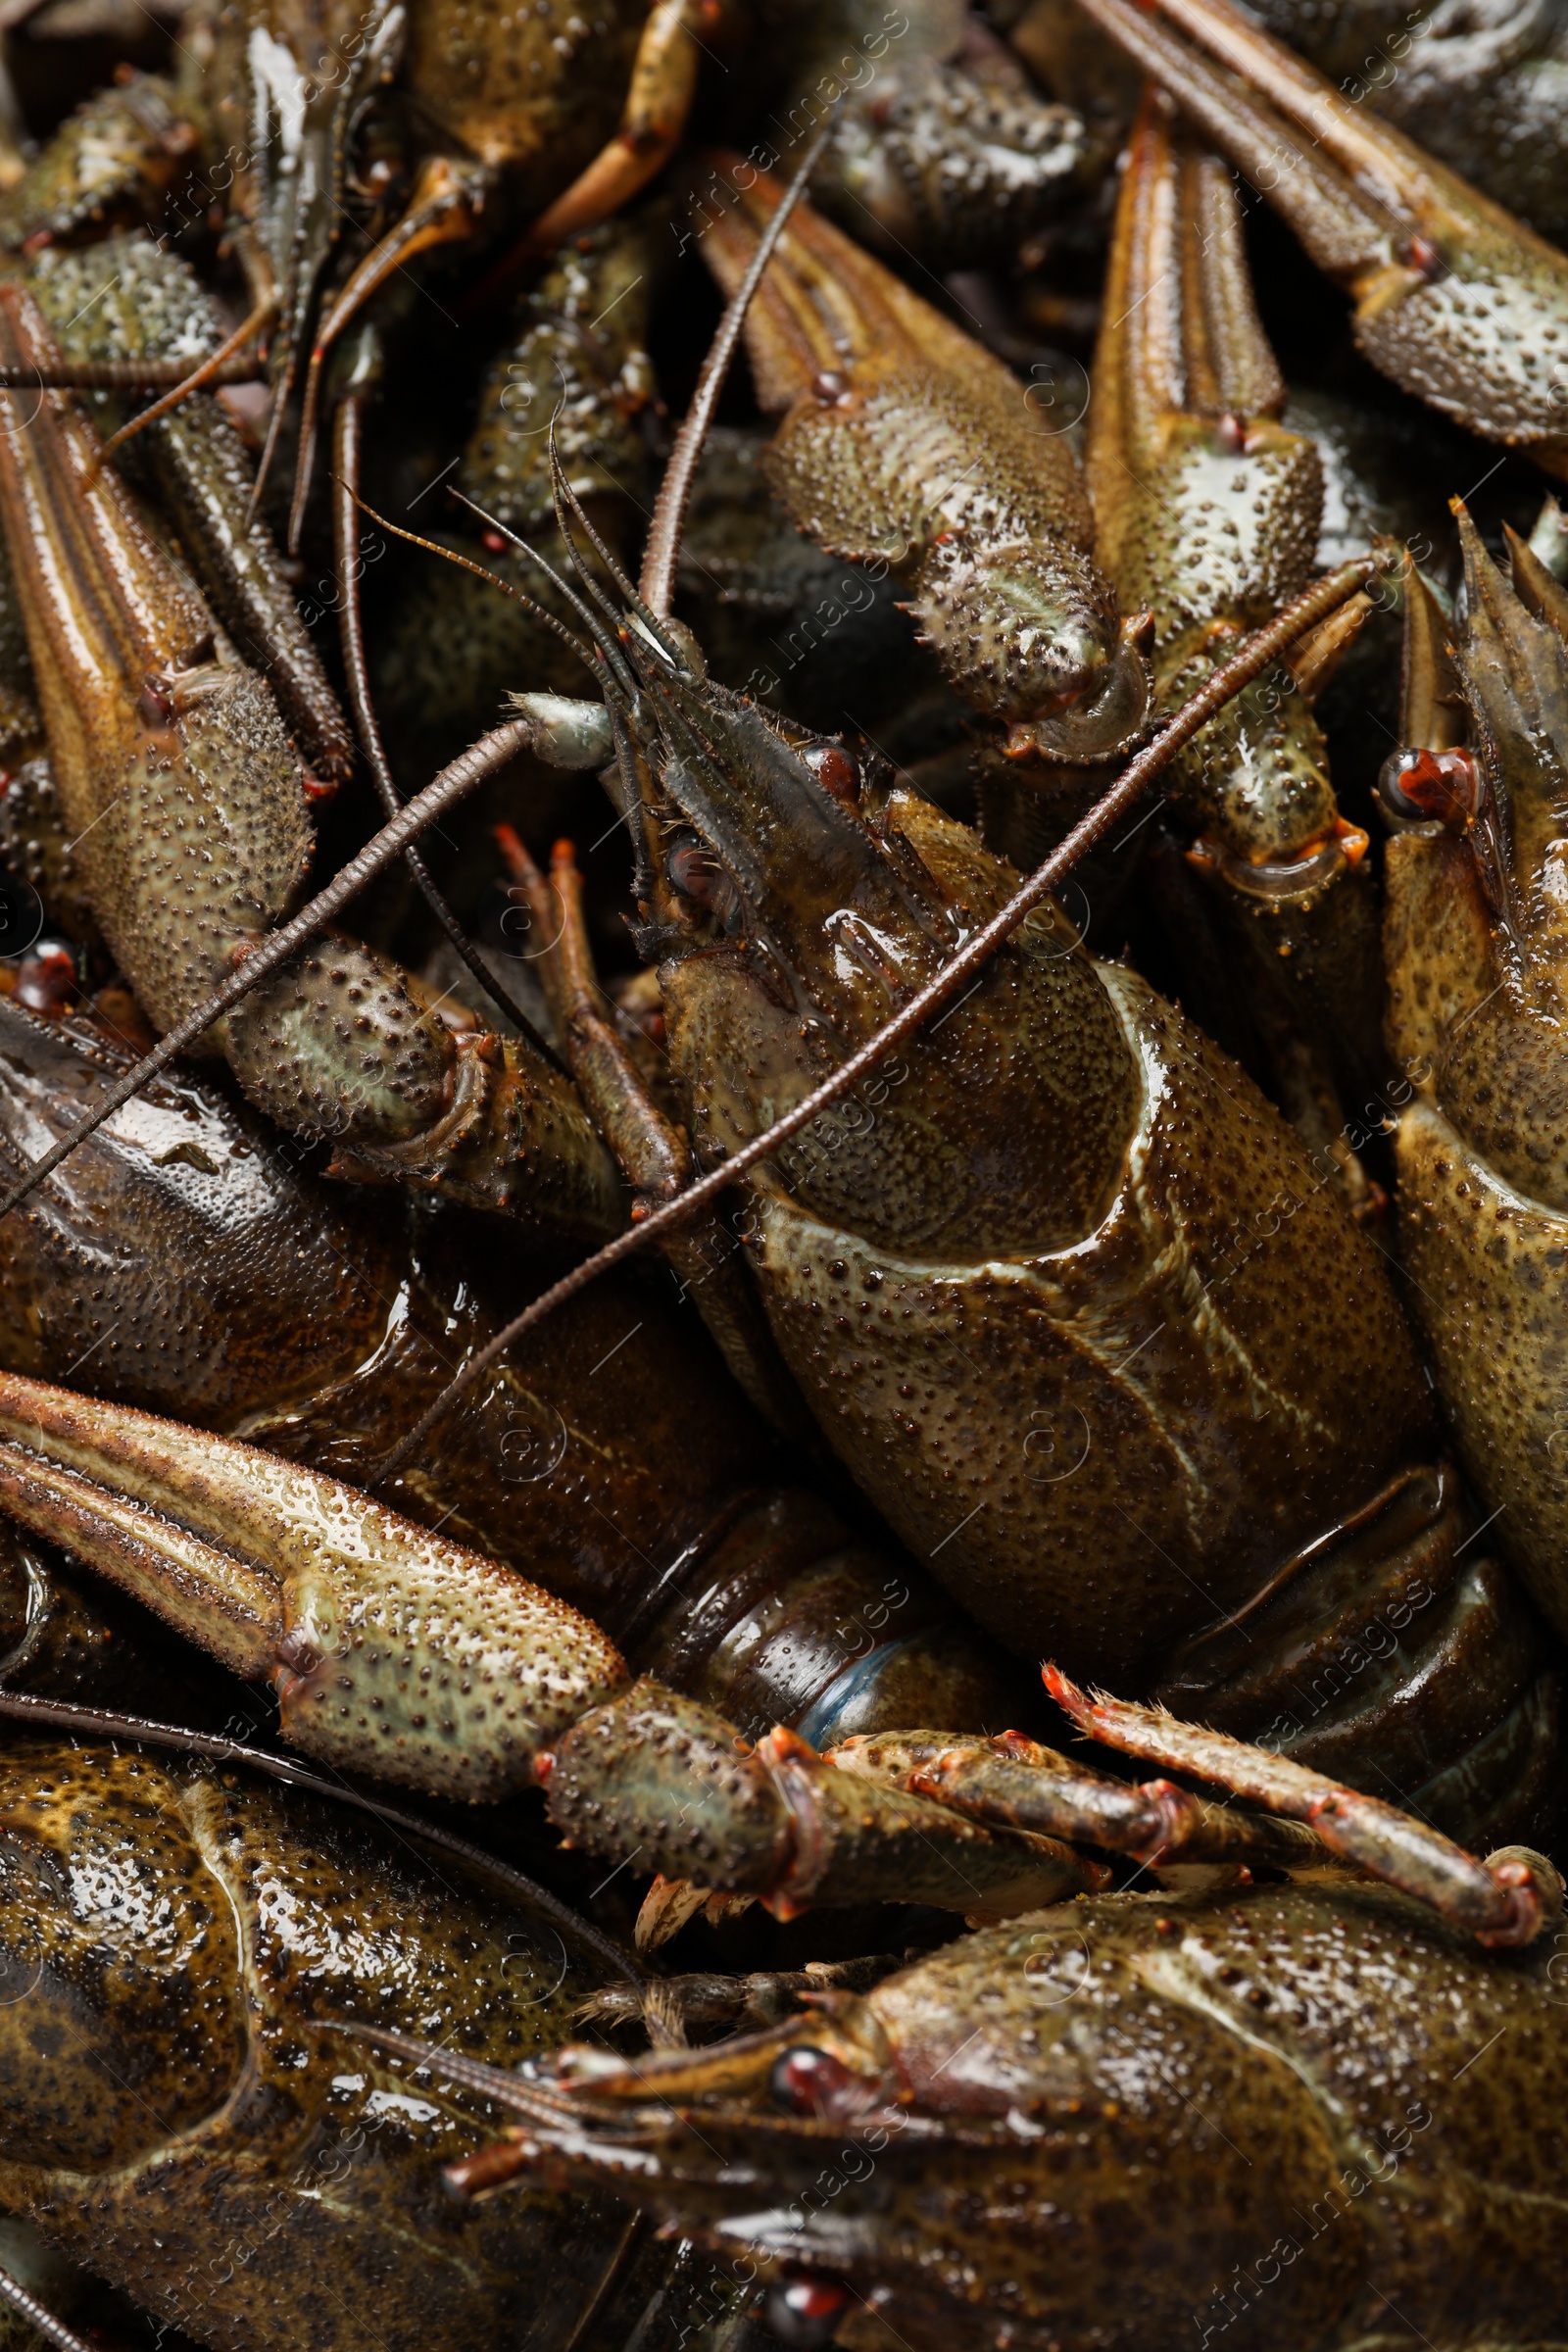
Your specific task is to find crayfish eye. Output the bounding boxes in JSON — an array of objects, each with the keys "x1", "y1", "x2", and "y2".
[
  {"x1": 802, "y1": 743, "x2": 860, "y2": 806},
  {"x1": 665, "y1": 833, "x2": 742, "y2": 929},
  {"x1": 1378, "y1": 745, "x2": 1482, "y2": 828},
  {"x1": 765, "y1": 2270, "x2": 853, "y2": 2350},
  {"x1": 770, "y1": 2045, "x2": 858, "y2": 2117}
]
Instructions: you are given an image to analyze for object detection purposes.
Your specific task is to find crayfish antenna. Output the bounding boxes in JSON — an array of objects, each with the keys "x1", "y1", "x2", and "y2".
[
  {"x1": 326, "y1": 344, "x2": 565, "y2": 1063},
  {"x1": 445, "y1": 481, "x2": 642, "y2": 704},
  {"x1": 639, "y1": 112, "x2": 838, "y2": 619},
  {"x1": 546, "y1": 433, "x2": 690, "y2": 671}
]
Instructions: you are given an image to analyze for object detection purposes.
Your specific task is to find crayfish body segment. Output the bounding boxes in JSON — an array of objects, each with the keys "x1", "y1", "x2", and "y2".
[
  {"x1": 0, "y1": 981, "x2": 1026, "y2": 1749},
  {"x1": 0, "y1": 1368, "x2": 1089, "y2": 1920},
  {"x1": 639, "y1": 699, "x2": 1555, "y2": 1841},
  {"x1": 468, "y1": 1870, "x2": 1568, "y2": 2351}
]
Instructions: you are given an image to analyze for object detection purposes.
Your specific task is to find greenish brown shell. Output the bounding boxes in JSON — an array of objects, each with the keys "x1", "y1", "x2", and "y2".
[{"x1": 0, "y1": 1739, "x2": 639, "y2": 2352}]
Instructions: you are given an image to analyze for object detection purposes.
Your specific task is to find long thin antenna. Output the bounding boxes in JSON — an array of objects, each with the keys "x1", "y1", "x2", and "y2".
[
  {"x1": 443, "y1": 484, "x2": 642, "y2": 702},
  {"x1": 355, "y1": 487, "x2": 600, "y2": 669},
  {"x1": 331, "y1": 372, "x2": 567, "y2": 1067},
  {"x1": 547, "y1": 438, "x2": 686, "y2": 671},
  {"x1": 0, "y1": 2267, "x2": 94, "y2": 2352},
  {"x1": 0, "y1": 1689, "x2": 645, "y2": 1988},
  {"x1": 88, "y1": 292, "x2": 277, "y2": 479},
  {"x1": 0, "y1": 714, "x2": 540, "y2": 1221},
  {"x1": 371, "y1": 555, "x2": 1381, "y2": 1485},
  {"x1": 640, "y1": 122, "x2": 836, "y2": 619}
]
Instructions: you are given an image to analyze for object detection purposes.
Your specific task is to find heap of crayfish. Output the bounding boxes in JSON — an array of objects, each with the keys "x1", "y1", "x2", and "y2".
[{"x1": 0, "y1": 0, "x2": 1561, "y2": 2346}]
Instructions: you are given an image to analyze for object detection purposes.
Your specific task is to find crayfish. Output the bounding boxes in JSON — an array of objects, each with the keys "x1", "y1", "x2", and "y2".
[{"x1": 0, "y1": 0, "x2": 1560, "y2": 2343}]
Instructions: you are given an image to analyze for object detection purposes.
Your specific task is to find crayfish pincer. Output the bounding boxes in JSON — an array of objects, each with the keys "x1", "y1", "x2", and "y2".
[
  {"x1": 0, "y1": 981, "x2": 1021, "y2": 1749},
  {"x1": 0, "y1": 283, "x2": 621, "y2": 1235},
  {"x1": 695, "y1": 161, "x2": 1152, "y2": 760},
  {"x1": 1076, "y1": 0, "x2": 1568, "y2": 475},
  {"x1": 0, "y1": 1368, "x2": 1551, "y2": 1964}
]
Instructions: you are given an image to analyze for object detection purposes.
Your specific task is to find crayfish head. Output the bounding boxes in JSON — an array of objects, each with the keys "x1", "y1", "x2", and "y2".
[{"x1": 624, "y1": 647, "x2": 959, "y2": 1039}]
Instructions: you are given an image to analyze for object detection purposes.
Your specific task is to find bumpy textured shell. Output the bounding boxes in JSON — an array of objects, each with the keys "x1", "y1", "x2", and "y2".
[
  {"x1": 0, "y1": 1740, "x2": 647, "y2": 2352},
  {"x1": 669, "y1": 798, "x2": 1430, "y2": 1689}
]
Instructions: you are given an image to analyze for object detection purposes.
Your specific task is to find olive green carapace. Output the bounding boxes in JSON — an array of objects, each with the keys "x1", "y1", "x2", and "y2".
[
  {"x1": 529, "y1": 1879, "x2": 1568, "y2": 2351},
  {"x1": 665, "y1": 784, "x2": 1430, "y2": 1691},
  {"x1": 0, "y1": 1740, "x2": 642, "y2": 2352},
  {"x1": 1386, "y1": 523, "x2": 1568, "y2": 1639}
]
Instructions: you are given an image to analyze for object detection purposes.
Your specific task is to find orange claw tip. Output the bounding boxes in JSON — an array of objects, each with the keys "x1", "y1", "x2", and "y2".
[
  {"x1": 533, "y1": 1749, "x2": 556, "y2": 1785},
  {"x1": 301, "y1": 772, "x2": 337, "y2": 803},
  {"x1": 1334, "y1": 815, "x2": 1371, "y2": 866},
  {"x1": 759, "y1": 1724, "x2": 823, "y2": 1764},
  {"x1": 1183, "y1": 839, "x2": 1221, "y2": 872},
  {"x1": 1042, "y1": 1661, "x2": 1093, "y2": 1722}
]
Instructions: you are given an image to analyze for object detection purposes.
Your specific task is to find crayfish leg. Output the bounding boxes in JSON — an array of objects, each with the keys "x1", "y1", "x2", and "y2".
[{"x1": 1044, "y1": 1664, "x2": 1562, "y2": 1948}]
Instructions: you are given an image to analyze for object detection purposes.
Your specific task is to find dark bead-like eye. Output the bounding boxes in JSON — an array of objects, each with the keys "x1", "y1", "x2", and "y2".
[
  {"x1": 665, "y1": 834, "x2": 737, "y2": 925},
  {"x1": 1403, "y1": 232, "x2": 1446, "y2": 282},
  {"x1": 1378, "y1": 745, "x2": 1481, "y2": 827},
  {"x1": 765, "y1": 2272, "x2": 853, "y2": 2350},
  {"x1": 770, "y1": 2044, "x2": 856, "y2": 2116},
  {"x1": 803, "y1": 743, "x2": 859, "y2": 805}
]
